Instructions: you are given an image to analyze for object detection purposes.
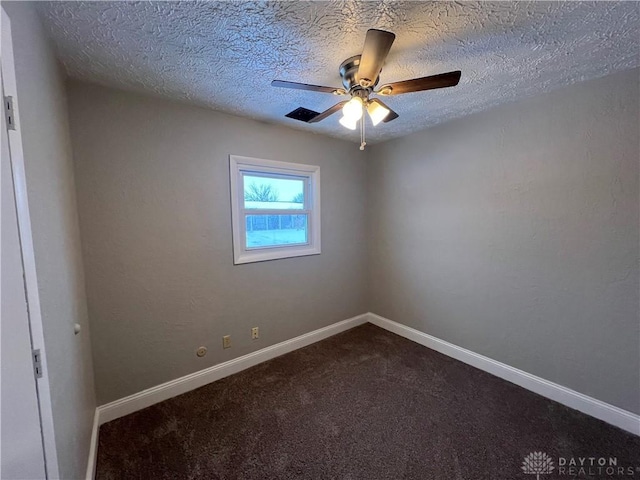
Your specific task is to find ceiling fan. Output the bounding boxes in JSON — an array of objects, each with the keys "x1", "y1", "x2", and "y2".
[{"x1": 272, "y1": 29, "x2": 461, "y2": 149}]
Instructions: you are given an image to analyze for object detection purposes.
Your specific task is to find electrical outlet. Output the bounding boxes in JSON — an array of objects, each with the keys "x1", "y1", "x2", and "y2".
[
  {"x1": 251, "y1": 327, "x2": 259, "y2": 339},
  {"x1": 222, "y1": 335, "x2": 231, "y2": 349}
]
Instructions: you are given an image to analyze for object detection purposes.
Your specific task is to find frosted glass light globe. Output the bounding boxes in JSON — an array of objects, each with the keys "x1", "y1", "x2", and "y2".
[
  {"x1": 342, "y1": 97, "x2": 364, "y2": 121},
  {"x1": 339, "y1": 115, "x2": 358, "y2": 130}
]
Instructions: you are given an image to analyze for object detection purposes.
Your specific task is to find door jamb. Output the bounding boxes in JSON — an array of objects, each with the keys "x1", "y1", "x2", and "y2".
[{"x1": 1, "y1": 7, "x2": 60, "y2": 478}]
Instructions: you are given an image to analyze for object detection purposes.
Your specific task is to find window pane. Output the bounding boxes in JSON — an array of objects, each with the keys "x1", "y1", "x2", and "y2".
[
  {"x1": 243, "y1": 175, "x2": 304, "y2": 210},
  {"x1": 245, "y1": 214, "x2": 308, "y2": 248}
]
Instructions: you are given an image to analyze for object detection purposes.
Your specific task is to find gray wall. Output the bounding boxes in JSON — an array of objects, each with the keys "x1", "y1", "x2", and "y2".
[
  {"x1": 368, "y1": 69, "x2": 640, "y2": 414},
  {"x1": 67, "y1": 69, "x2": 638, "y2": 415},
  {"x1": 66, "y1": 82, "x2": 369, "y2": 405},
  {"x1": 3, "y1": 3, "x2": 97, "y2": 478}
]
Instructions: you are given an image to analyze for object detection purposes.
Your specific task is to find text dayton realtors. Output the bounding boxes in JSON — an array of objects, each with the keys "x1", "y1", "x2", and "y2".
[{"x1": 558, "y1": 457, "x2": 636, "y2": 477}]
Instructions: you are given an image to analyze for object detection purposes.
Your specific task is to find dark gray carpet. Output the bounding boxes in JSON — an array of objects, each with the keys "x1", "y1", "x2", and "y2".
[{"x1": 96, "y1": 323, "x2": 640, "y2": 479}]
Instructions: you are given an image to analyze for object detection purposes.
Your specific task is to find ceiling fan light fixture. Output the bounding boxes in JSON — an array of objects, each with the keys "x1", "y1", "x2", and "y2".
[
  {"x1": 271, "y1": 29, "x2": 461, "y2": 149},
  {"x1": 367, "y1": 101, "x2": 390, "y2": 126},
  {"x1": 339, "y1": 115, "x2": 358, "y2": 130},
  {"x1": 342, "y1": 97, "x2": 364, "y2": 121}
]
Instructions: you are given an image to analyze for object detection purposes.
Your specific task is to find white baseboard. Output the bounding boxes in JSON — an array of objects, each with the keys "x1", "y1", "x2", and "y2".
[
  {"x1": 85, "y1": 409, "x2": 99, "y2": 480},
  {"x1": 86, "y1": 310, "x2": 638, "y2": 479},
  {"x1": 96, "y1": 313, "x2": 368, "y2": 426},
  {"x1": 367, "y1": 312, "x2": 640, "y2": 436},
  {"x1": 86, "y1": 313, "x2": 368, "y2": 479}
]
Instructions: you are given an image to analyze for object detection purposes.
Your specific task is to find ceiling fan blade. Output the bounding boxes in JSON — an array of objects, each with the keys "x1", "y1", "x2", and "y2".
[
  {"x1": 369, "y1": 98, "x2": 399, "y2": 123},
  {"x1": 377, "y1": 70, "x2": 462, "y2": 96},
  {"x1": 271, "y1": 80, "x2": 344, "y2": 95},
  {"x1": 356, "y1": 29, "x2": 396, "y2": 88},
  {"x1": 309, "y1": 101, "x2": 348, "y2": 123}
]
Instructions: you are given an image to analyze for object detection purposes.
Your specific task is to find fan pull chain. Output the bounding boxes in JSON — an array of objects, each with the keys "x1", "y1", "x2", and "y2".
[{"x1": 359, "y1": 111, "x2": 366, "y2": 151}]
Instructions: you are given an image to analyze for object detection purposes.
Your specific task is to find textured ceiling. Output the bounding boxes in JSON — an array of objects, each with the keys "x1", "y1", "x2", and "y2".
[{"x1": 38, "y1": 1, "x2": 639, "y2": 143}]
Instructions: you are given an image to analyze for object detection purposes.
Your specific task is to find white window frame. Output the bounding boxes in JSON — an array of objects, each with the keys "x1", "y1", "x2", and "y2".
[{"x1": 229, "y1": 155, "x2": 321, "y2": 264}]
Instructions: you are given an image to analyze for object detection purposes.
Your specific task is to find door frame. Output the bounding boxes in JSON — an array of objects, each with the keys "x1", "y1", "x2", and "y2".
[{"x1": 1, "y1": 7, "x2": 60, "y2": 478}]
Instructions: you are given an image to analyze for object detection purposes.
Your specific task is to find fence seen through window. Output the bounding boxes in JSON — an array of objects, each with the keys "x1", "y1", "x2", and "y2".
[{"x1": 243, "y1": 174, "x2": 308, "y2": 248}]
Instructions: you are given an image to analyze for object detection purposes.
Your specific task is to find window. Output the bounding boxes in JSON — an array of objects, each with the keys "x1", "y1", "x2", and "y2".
[{"x1": 229, "y1": 155, "x2": 321, "y2": 264}]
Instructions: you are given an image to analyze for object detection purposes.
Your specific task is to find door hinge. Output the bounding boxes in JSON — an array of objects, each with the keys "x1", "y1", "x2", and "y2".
[
  {"x1": 32, "y1": 349, "x2": 43, "y2": 379},
  {"x1": 4, "y1": 96, "x2": 15, "y2": 130}
]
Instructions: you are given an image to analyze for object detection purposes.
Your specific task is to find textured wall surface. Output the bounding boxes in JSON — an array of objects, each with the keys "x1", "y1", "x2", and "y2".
[
  {"x1": 2, "y1": 3, "x2": 97, "y2": 478},
  {"x1": 39, "y1": 1, "x2": 639, "y2": 144},
  {"x1": 368, "y1": 68, "x2": 640, "y2": 414},
  {"x1": 67, "y1": 81, "x2": 368, "y2": 405}
]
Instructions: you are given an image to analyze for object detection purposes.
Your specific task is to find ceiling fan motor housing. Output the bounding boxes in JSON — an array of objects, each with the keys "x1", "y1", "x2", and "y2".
[{"x1": 339, "y1": 55, "x2": 378, "y2": 94}]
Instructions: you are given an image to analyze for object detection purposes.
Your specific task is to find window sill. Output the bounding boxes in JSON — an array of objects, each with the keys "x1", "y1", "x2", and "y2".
[{"x1": 233, "y1": 245, "x2": 321, "y2": 265}]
